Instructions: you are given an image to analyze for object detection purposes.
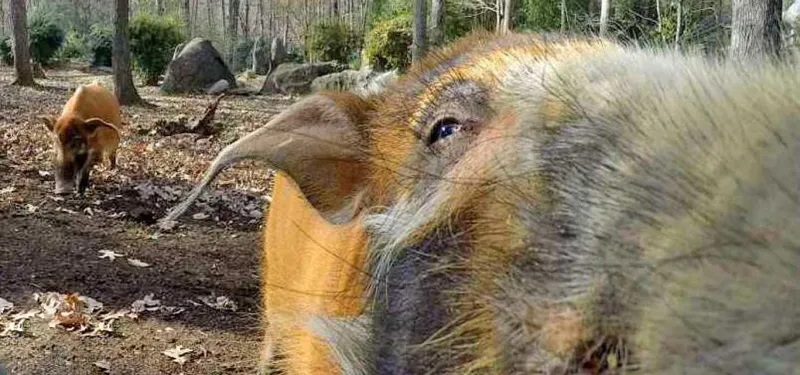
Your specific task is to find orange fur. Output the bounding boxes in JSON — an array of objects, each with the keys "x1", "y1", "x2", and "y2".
[{"x1": 261, "y1": 173, "x2": 368, "y2": 375}]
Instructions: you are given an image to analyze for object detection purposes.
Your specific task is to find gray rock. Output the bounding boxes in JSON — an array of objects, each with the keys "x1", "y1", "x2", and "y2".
[
  {"x1": 270, "y1": 37, "x2": 287, "y2": 69},
  {"x1": 260, "y1": 61, "x2": 344, "y2": 95},
  {"x1": 161, "y1": 38, "x2": 236, "y2": 94},
  {"x1": 251, "y1": 38, "x2": 269, "y2": 75},
  {"x1": 311, "y1": 68, "x2": 399, "y2": 94},
  {"x1": 207, "y1": 79, "x2": 231, "y2": 95}
]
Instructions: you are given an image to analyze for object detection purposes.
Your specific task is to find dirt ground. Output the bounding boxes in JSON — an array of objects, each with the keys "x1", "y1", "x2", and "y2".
[{"x1": 0, "y1": 64, "x2": 295, "y2": 374}]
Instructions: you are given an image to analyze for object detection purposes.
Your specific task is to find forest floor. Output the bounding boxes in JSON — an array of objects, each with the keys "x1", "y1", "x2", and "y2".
[{"x1": 0, "y1": 64, "x2": 295, "y2": 375}]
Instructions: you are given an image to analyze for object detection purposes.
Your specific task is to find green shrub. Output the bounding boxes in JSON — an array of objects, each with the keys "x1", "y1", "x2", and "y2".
[
  {"x1": 0, "y1": 37, "x2": 12, "y2": 66},
  {"x1": 87, "y1": 24, "x2": 113, "y2": 67},
  {"x1": 28, "y1": 14, "x2": 65, "y2": 66},
  {"x1": 305, "y1": 22, "x2": 359, "y2": 64},
  {"x1": 364, "y1": 14, "x2": 412, "y2": 71},
  {"x1": 129, "y1": 14, "x2": 185, "y2": 85},
  {"x1": 234, "y1": 38, "x2": 255, "y2": 72},
  {"x1": 57, "y1": 30, "x2": 88, "y2": 60}
]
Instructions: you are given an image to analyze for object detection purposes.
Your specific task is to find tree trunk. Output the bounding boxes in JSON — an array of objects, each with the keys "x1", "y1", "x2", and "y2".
[
  {"x1": 560, "y1": 0, "x2": 566, "y2": 32},
  {"x1": 0, "y1": 0, "x2": 5, "y2": 36},
  {"x1": 258, "y1": 0, "x2": 265, "y2": 37},
  {"x1": 599, "y1": 0, "x2": 610, "y2": 37},
  {"x1": 193, "y1": 0, "x2": 199, "y2": 35},
  {"x1": 496, "y1": 0, "x2": 502, "y2": 32},
  {"x1": 10, "y1": 0, "x2": 34, "y2": 86},
  {"x1": 157, "y1": 0, "x2": 165, "y2": 15},
  {"x1": 412, "y1": 0, "x2": 427, "y2": 62},
  {"x1": 228, "y1": 0, "x2": 239, "y2": 70},
  {"x1": 207, "y1": 0, "x2": 213, "y2": 31},
  {"x1": 243, "y1": 0, "x2": 250, "y2": 41},
  {"x1": 674, "y1": 0, "x2": 682, "y2": 49},
  {"x1": 221, "y1": 0, "x2": 227, "y2": 39},
  {"x1": 430, "y1": 0, "x2": 444, "y2": 47},
  {"x1": 183, "y1": 0, "x2": 192, "y2": 35},
  {"x1": 113, "y1": 0, "x2": 143, "y2": 105},
  {"x1": 501, "y1": 0, "x2": 512, "y2": 33},
  {"x1": 730, "y1": 0, "x2": 782, "y2": 61}
]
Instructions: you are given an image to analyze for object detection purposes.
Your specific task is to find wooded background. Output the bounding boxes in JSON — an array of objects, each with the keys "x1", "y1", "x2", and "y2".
[{"x1": 0, "y1": 0, "x2": 793, "y2": 94}]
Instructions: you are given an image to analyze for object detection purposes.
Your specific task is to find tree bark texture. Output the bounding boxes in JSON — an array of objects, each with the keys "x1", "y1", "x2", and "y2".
[
  {"x1": 10, "y1": 0, "x2": 34, "y2": 86},
  {"x1": 412, "y1": 0, "x2": 427, "y2": 62},
  {"x1": 113, "y1": 0, "x2": 143, "y2": 105},
  {"x1": 730, "y1": 0, "x2": 782, "y2": 61},
  {"x1": 430, "y1": 0, "x2": 445, "y2": 47},
  {"x1": 183, "y1": 0, "x2": 192, "y2": 35},
  {"x1": 501, "y1": 0, "x2": 512, "y2": 33},
  {"x1": 599, "y1": 0, "x2": 610, "y2": 37},
  {"x1": 227, "y1": 0, "x2": 239, "y2": 70}
]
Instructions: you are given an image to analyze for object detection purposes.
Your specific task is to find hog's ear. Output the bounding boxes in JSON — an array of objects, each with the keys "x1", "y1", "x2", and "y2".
[
  {"x1": 39, "y1": 116, "x2": 56, "y2": 132},
  {"x1": 165, "y1": 92, "x2": 373, "y2": 225},
  {"x1": 83, "y1": 118, "x2": 119, "y2": 134}
]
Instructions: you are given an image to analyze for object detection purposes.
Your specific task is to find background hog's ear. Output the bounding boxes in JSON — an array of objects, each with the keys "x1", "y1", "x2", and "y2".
[
  {"x1": 83, "y1": 118, "x2": 118, "y2": 133},
  {"x1": 222, "y1": 92, "x2": 373, "y2": 224},
  {"x1": 39, "y1": 116, "x2": 56, "y2": 132}
]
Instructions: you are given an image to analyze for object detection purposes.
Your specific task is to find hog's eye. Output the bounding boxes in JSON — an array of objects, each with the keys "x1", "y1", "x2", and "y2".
[{"x1": 428, "y1": 117, "x2": 462, "y2": 145}]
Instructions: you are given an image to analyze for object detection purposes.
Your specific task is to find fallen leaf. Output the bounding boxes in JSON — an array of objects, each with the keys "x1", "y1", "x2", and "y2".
[
  {"x1": 78, "y1": 296, "x2": 104, "y2": 314},
  {"x1": 192, "y1": 212, "x2": 209, "y2": 220},
  {"x1": 11, "y1": 309, "x2": 38, "y2": 321},
  {"x1": 25, "y1": 204, "x2": 38, "y2": 213},
  {"x1": 100, "y1": 309, "x2": 131, "y2": 321},
  {"x1": 38, "y1": 170, "x2": 51, "y2": 177},
  {"x1": 162, "y1": 345, "x2": 193, "y2": 365},
  {"x1": 0, "y1": 320, "x2": 25, "y2": 337},
  {"x1": 160, "y1": 306, "x2": 186, "y2": 315},
  {"x1": 199, "y1": 295, "x2": 238, "y2": 312},
  {"x1": 157, "y1": 219, "x2": 178, "y2": 231},
  {"x1": 82, "y1": 320, "x2": 114, "y2": 337},
  {"x1": 131, "y1": 294, "x2": 161, "y2": 313},
  {"x1": 83, "y1": 207, "x2": 94, "y2": 216},
  {"x1": 98, "y1": 250, "x2": 124, "y2": 261},
  {"x1": 93, "y1": 360, "x2": 111, "y2": 373},
  {"x1": 0, "y1": 298, "x2": 13, "y2": 314},
  {"x1": 127, "y1": 258, "x2": 151, "y2": 268},
  {"x1": 55, "y1": 207, "x2": 78, "y2": 214}
]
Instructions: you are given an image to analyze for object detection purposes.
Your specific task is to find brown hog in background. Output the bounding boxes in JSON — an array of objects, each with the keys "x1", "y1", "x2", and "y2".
[
  {"x1": 166, "y1": 32, "x2": 800, "y2": 375},
  {"x1": 40, "y1": 82, "x2": 122, "y2": 195}
]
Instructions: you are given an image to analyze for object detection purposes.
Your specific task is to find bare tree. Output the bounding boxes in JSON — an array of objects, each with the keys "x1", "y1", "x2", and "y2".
[
  {"x1": 0, "y1": 0, "x2": 5, "y2": 36},
  {"x1": 430, "y1": 0, "x2": 445, "y2": 47},
  {"x1": 157, "y1": 0, "x2": 165, "y2": 15},
  {"x1": 113, "y1": 0, "x2": 143, "y2": 105},
  {"x1": 500, "y1": 0, "x2": 512, "y2": 33},
  {"x1": 412, "y1": 0, "x2": 427, "y2": 62},
  {"x1": 227, "y1": 0, "x2": 239, "y2": 69},
  {"x1": 10, "y1": 0, "x2": 34, "y2": 86},
  {"x1": 600, "y1": 0, "x2": 610, "y2": 37},
  {"x1": 258, "y1": 0, "x2": 265, "y2": 36},
  {"x1": 674, "y1": 0, "x2": 682, "y2": 48},
  {"x1": 183, "y1": 0, "x2": 192, "y2": 35},
  {"x1": 730, "y1": 0, "x2": 782, "y2": 61}
]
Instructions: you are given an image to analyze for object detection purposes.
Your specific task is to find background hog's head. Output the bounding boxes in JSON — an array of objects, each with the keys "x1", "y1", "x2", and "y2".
[{"x1": 40, "y1": 115, "x2": 116, "y2": 195}]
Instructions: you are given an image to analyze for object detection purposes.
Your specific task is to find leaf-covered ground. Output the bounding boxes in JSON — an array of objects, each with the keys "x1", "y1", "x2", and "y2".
[{"x1": 0, "y1": 64, "x2": 294, "y2": 375}]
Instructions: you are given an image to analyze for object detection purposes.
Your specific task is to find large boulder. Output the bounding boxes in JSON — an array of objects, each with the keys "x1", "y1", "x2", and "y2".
[
  {"x1": 162, "y1": 38, "x2": 236, "y2": 94},
  {"x1": 312, "y1": 68, "x2": 399, "y2": 94},
  {"x1": 260, "y1": 61, "x2": 344, "y2": 95},
  {"x1": 251, "y1": 38, "x2": 269, "y2": 74},
  {"x1": 310, "y1": 68, "x2": 395, "y2": 91},
  {"x1": 270, "y1": 37, "x2": 287, "y2": 70}
]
